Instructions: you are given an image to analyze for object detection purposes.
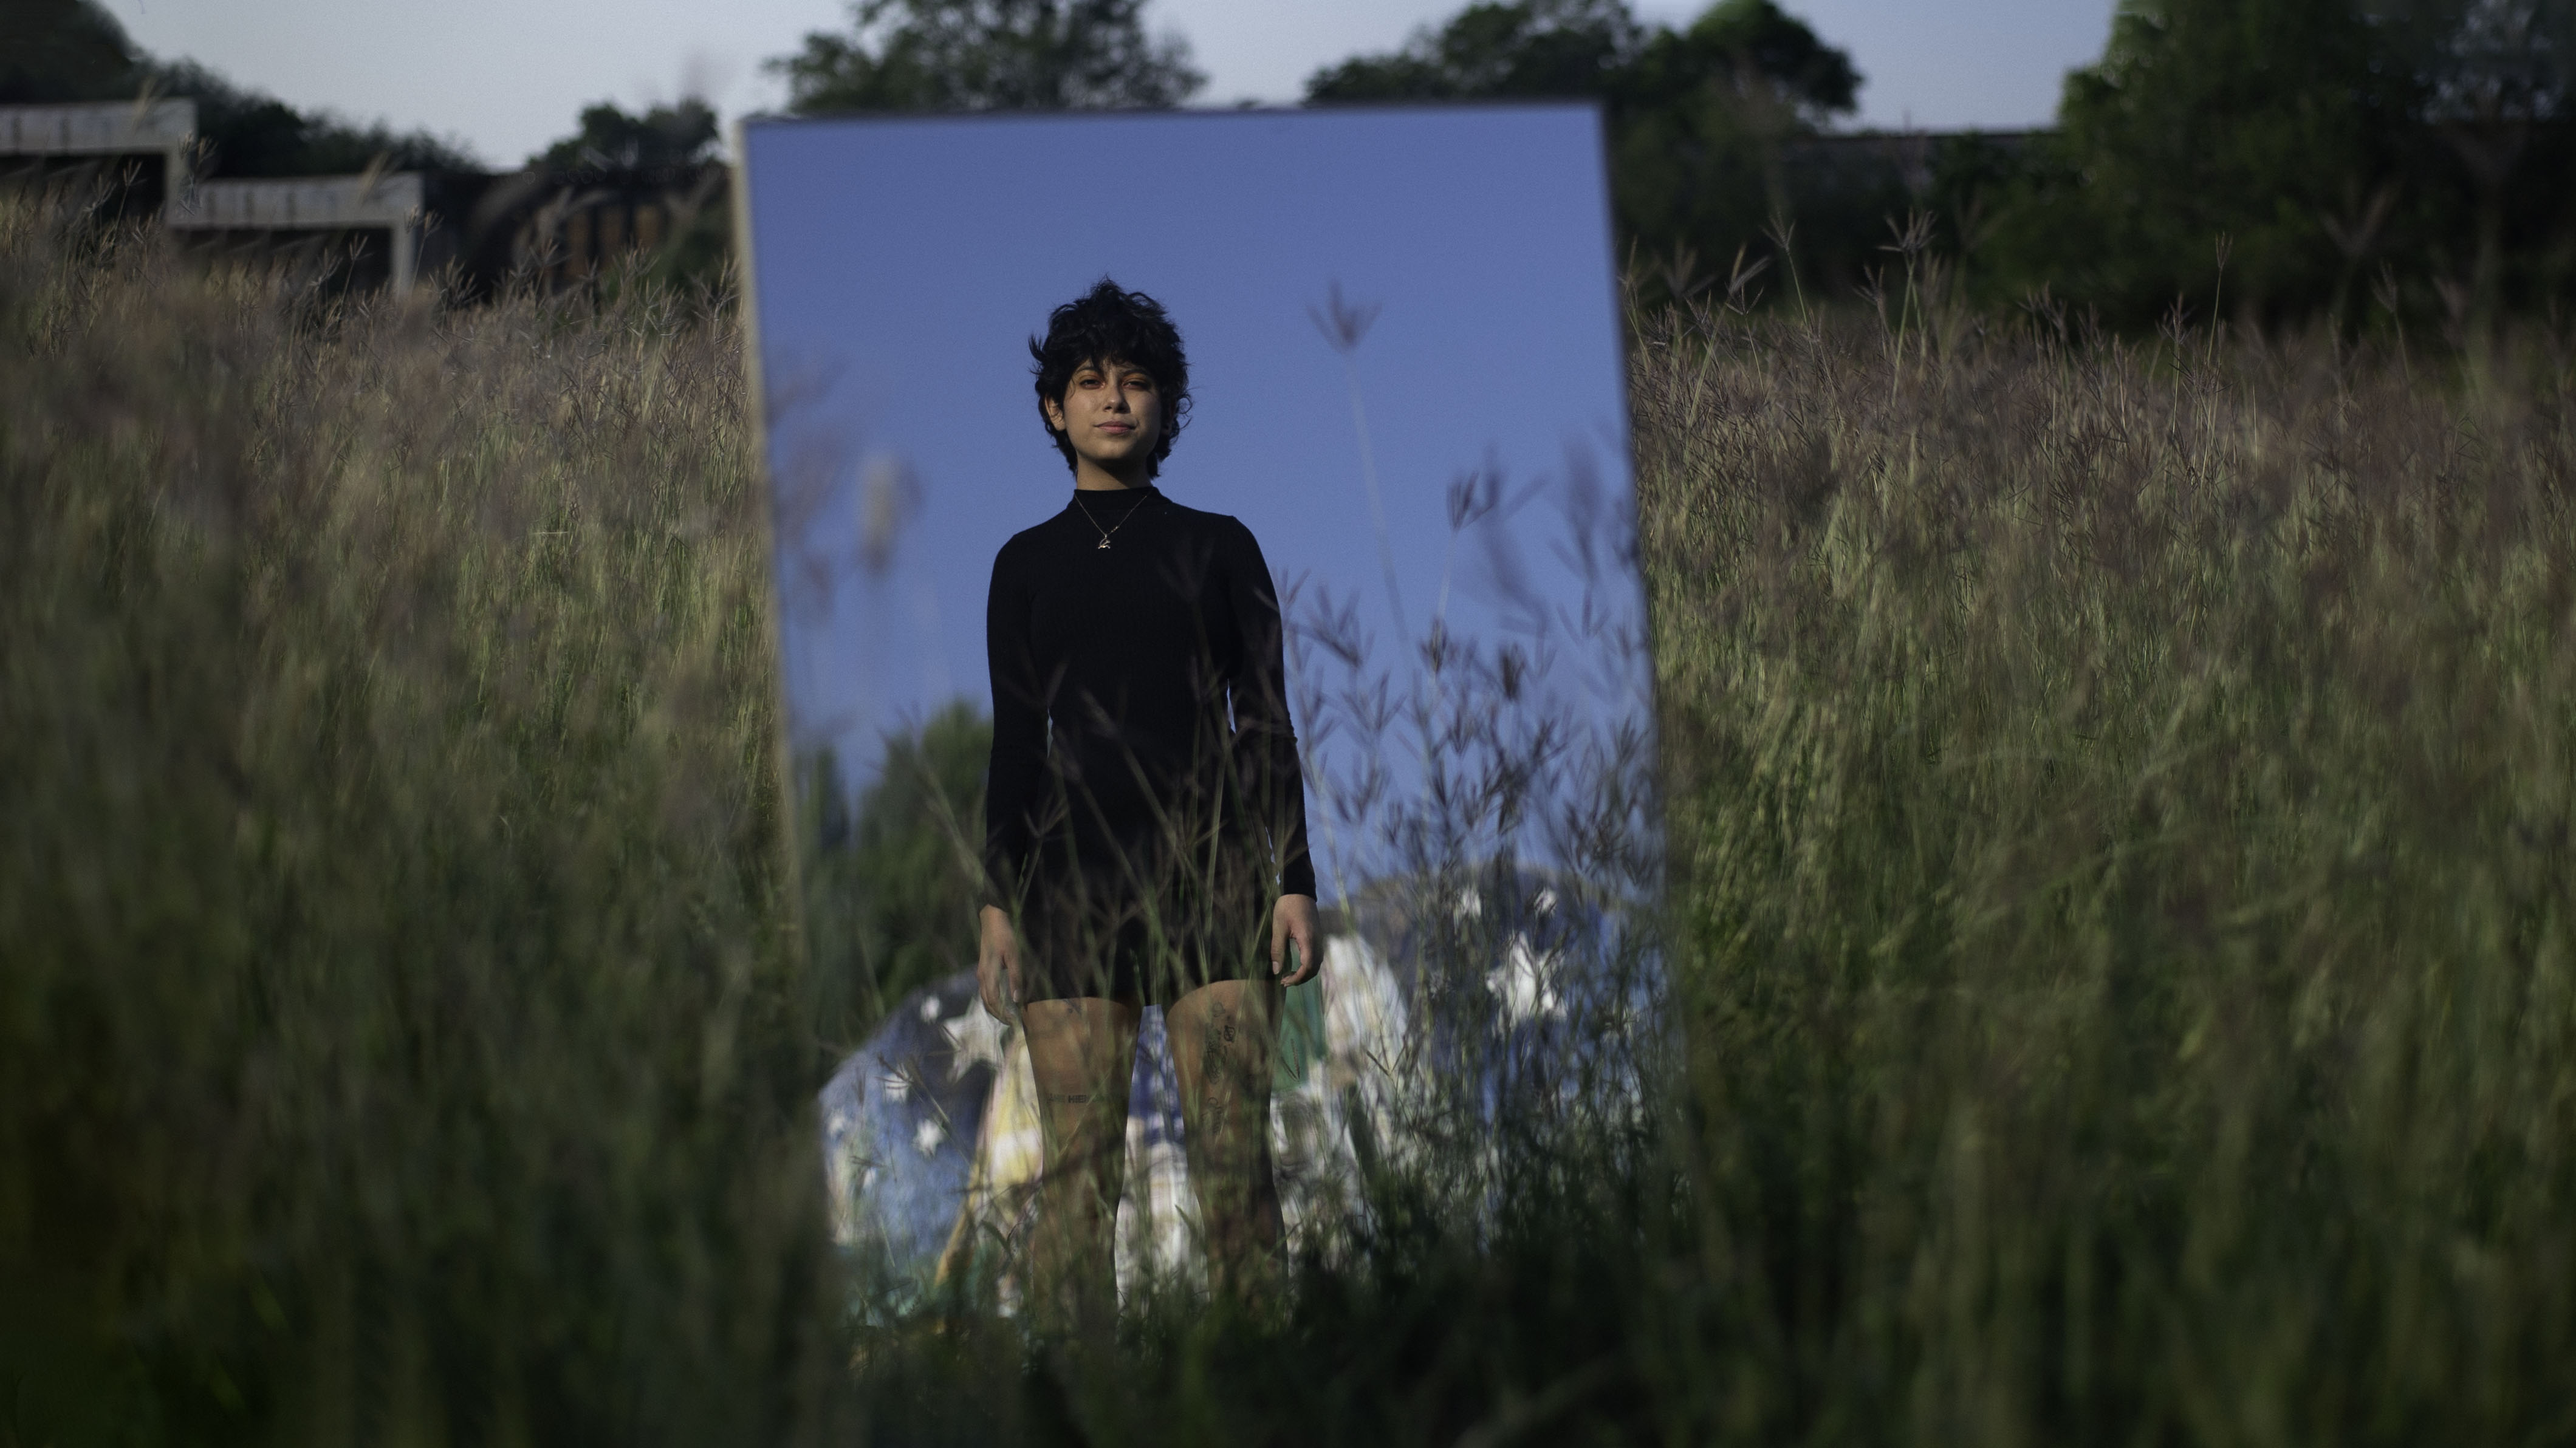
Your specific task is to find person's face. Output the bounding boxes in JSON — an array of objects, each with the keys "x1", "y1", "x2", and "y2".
[{"x1": 1044, "y1": 356, "x2": 1163, "y2": 482}]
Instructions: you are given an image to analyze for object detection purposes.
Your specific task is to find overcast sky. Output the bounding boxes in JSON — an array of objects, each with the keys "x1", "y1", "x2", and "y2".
[{"x1": 103, "y1": 0, "x2": 2116, "y2": 169}]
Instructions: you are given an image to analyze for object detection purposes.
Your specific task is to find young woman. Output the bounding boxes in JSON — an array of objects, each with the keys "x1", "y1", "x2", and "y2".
[{"x1": 978, "y1": 279, "x2": 1320, "y2": 1318}]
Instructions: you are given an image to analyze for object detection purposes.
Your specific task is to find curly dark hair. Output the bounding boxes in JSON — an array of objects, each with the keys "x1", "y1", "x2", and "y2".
[{"x1": 1029, "y1": 279, "x2": 1191, "y2": 479}]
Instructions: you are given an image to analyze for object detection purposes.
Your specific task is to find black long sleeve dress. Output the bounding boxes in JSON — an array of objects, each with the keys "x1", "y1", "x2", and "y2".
[{"x1": 982, "y1": 485, "x2": 1317, "y2": 1005}]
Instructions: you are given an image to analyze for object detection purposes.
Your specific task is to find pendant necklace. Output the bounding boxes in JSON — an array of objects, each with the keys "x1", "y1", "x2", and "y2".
[{"x1": 1073, "y1": 490, "x2": 1148, "y2": 551}]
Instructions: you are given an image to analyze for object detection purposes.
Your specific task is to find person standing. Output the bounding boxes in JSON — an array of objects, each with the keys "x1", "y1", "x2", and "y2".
[{"x1": 978, "y1": 279, "x2": 1321, "y2": 1322}]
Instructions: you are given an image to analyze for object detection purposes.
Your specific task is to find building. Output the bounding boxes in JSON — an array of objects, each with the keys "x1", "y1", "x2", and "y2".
[
  {"x1": 2, "y1": 99, "x2": 438, "y2": 294},
  {"x1": 168, "y1": 169, "x2": 431, "y2": 293},
  {"x1": 1, "y1": 100, "x2": 727, "y2": 299},
  {"x1": 0, "y1": 98, "x2": 195, "y2": 219}
]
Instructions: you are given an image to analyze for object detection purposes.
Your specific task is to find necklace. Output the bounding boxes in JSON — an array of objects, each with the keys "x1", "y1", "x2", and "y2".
[{"x1": 1072, "y1": 490, "x2": 1151, "y2": 551}]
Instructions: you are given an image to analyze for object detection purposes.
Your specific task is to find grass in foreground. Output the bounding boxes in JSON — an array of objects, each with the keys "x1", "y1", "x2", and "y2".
[
  {"x1": 1636, "y1": 303, "x2": 2576, "y2": 1440},
  {"x1": 1, "y1": 210, "x2": 846, "y2": 1444},
  {"x1": 8, "y1": 205, "x2": 2576, "y2": 1444}
]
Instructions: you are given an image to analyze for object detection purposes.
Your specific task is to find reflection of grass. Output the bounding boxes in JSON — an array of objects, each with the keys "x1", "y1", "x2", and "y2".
[{"x1": 19, "y1": 199, "x2": 2576, "y2": 1444}]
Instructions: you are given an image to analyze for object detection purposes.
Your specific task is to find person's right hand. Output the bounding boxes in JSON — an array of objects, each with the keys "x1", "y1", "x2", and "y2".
[{"x1": 976, "y1": 905, "x2": 1024, "y2": 1023}]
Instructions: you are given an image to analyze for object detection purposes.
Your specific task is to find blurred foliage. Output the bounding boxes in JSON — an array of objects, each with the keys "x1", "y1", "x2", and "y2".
[
  {"x1": 1302, "y1": 0, "x2": 1645, "y2": 101},
  {"x1": 1970, "y1": 0, "x2": 2576, "y2": 328},
  {"x1": 624, "y1": 189, "x2": 739, "y2": 302},
  {"x1": 1307, "y1": 0, "x2": 1855, "y2": 119},
  {"x1": 1625, "y1": 290, "x2": 2576, "y2": 1443},
  {"x1": 1306, "y1": 0, "x2": 1882, "y2": 305},
  {"x1": 801, "y1": 704, "x2": 993, "y2": 1046},
  {"x1": 774, "y1": 0, "x2": 1204, "y2": 114},
  {"x1": 531, "y1": 98, "x2": 721, "y2": 172},
  {"x1": 1611, "y1": 1, "x2": 1883, "y2": 299},
  {"x1": 0, "y1": 0, "x2": 133, "y2": 103},
  {"x1": 5, "y1": 0, "x2": 479, "y2": 174},
  {"x1": 151, "y1": 59, "x2": 481, "y2": 177},
  {"x1": 20, "y1": 0, "x2": 2576, "y2": 329},
  {"x1": 522, "y1": 100, "x2": 734, "y2": 301},
  {"x1": 1312, "y1": 0, "x2": 2576, "y2": 329},
  {"x1": 0, "y1": 201, "x2": 845, "y2": 1446}
]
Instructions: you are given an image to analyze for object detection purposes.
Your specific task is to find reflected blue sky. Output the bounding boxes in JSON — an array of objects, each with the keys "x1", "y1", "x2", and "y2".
[{"x1": 741, "y1": 106, "x2": 1642, "y2": 895}]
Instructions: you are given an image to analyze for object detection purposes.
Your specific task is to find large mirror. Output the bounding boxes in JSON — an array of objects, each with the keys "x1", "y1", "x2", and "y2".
[{"x1": 736, "y1": 104, "x2": 1657, "y2": 1302}]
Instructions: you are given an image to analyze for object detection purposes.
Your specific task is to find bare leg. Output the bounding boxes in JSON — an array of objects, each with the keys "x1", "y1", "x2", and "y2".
[
  {"x1": 1164, "y1": 978, "x2": 1284, "y2": 1297},
  {"x1": 1019, "y1": 996, "x2": 1141, "y2": 1330}
]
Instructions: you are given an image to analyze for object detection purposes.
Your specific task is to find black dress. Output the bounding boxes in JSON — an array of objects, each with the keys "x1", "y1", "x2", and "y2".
[{"x1": 982, "y1": 485, "x2": 1317, "y2": 1005}]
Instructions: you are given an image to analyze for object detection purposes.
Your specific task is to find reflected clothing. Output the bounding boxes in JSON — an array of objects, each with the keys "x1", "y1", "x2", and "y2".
[{"x1": 982, "y1": 486, "x2": 1316, "y2": 1004}]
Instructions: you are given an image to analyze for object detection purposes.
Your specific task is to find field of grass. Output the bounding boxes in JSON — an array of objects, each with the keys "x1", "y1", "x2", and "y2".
[
  {"x1": 1636, "y1": 302, "x2": 2576, "y2": 1440},
  {"x1": 0, "y1": 207, "x2": 846, "y2": 1444},
  {"x1": 7, "y1": 200, "x2": 2576, "y2": 1444}
]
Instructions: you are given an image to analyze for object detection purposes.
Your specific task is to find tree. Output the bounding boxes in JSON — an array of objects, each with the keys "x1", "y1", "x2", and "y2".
[
  {"x1": 802, "y1": 703, "x2": 994, "y2": 1033},
  {"x1": 1304, "y1": 0, "x2": 1643, "y2": 103},
  {"x1": 157, "y1": 59, "x2": 477, "y2": 176},
  {"x1": 2403, "y1": 0, "x2": 2576, "y2": 310},
  {"x1": 1306, "y1": 0, "x2": 1867, "y2": 302},
  {"x1": 5, "y1": 0, "x2": 476, "y2": 176},
  {"x1": 1612, "y1": 1, "x2": 1865, "y2": 295},
  {"x1": 1970, "y1": 0, "x2": 2576, "y2": 329},
  {"x1": 533, "y1": 100, "x2": 721, "y2": 172},
  {"x1": 1306, "y1": 1, "x2": 1854, "y2": 123},
  {"x1": 0, "y1": 0, "x2": 138, "y2": 103},
  {"x1": 1623, "y1": 0, "x2": 1860, "y2": 123},
  {"x1": 773, "y1": 0, "x2": 1204, "y2": 114},
  {"x1": 2012, "y1": 0, "x2": 2420, "y2": 323}
]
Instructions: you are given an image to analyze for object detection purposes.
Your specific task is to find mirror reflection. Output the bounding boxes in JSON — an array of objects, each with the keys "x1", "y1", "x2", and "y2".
[{"x1": 736, "y1": 106, "x2": 1658, "y2": 1308}]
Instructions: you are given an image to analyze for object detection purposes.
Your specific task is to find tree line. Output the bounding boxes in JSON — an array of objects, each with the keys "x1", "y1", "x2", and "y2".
[
  {"x1": 5, "y1": 0, "x2": 477, "y2": 176},
  {"x1": 9, "y1": 0, "x2": 721, "y2": 177},
  {"x1": 15, "y1": 0, "x2": 2574, "y2": 329},
  {"x1": 1976, "y1": 0, "x2": 2574, "y2": 330},
  {"x1": 771, "y1": 0, "x2": 2576, "y2": 331}
]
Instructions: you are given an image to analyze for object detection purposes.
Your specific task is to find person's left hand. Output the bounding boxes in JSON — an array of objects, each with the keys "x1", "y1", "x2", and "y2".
[{"x1": 1271, "y1": 893, "x2": 1321, "y2": 986}]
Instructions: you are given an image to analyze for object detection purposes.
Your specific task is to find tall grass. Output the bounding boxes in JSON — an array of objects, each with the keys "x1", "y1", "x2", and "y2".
[
  {"x1": 0, "y1": 207, "x2": 849, "y2": 1444},
  {"x1": 11, "y1": 197, "x2": 2576, "y2": 1444},
  {"x1": 862, "y1": 309, "x2": 2576, "y2": 1444},
  {"x1": 1636, "y1": 304, "x2": 2576, "y2": 1439}
]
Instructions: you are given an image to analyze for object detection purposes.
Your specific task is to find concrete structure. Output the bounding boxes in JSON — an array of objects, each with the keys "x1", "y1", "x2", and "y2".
[
  {"x1": 2, "y1": 100, "x2": 432, "y2": 295},
  {"x1": 168, "y1": 172, "x2": 428, "y2": 295},
  {"x1": 0, "y1": 100, "x2": 197, "y2": 219},
  {"x1": 1, "y1": 99, "x2": 712, "y2": 298}
]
